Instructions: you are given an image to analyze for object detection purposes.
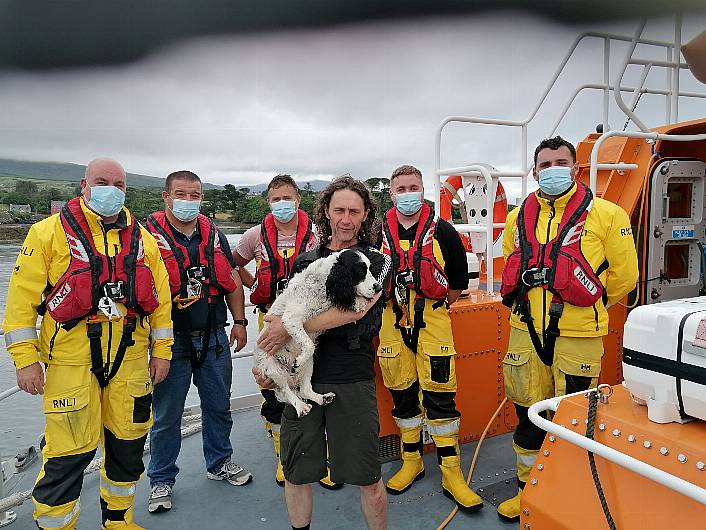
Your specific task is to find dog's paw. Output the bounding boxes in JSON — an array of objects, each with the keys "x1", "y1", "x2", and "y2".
[
  {"x1": 322, "y1": 392, "x2": 336, "y2": 405},
  {"x1": 295, "y1": 402, "x2": 312, "y2": 417}
]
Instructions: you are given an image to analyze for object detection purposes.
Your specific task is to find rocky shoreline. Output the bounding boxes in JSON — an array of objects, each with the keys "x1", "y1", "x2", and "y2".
[{"x1": 0, "y1": 224, "x2": 31, "y2": 242}]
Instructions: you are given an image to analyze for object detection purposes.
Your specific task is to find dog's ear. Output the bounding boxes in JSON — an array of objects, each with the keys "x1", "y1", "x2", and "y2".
[{"x1": 326, "y1": 256, "x2": 356, "y2": 310}]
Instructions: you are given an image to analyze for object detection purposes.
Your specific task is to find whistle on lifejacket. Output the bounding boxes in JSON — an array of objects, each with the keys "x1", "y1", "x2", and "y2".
[
  {"x1": 174, "y1": 278, "x2": 202, "y2": 310},
  {"x1": 98, "y1": 282, "x2": 124, "y2": 320}
]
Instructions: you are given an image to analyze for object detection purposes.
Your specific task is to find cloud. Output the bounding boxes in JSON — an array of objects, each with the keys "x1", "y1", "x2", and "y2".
[{"x1": 0, "y1": 11, "x2": 704, "y2": 204}]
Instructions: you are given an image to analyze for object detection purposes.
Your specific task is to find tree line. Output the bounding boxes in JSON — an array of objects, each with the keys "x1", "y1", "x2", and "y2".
[{"x1": 1, "y1": 178, "x2": 395, "y2": 224}]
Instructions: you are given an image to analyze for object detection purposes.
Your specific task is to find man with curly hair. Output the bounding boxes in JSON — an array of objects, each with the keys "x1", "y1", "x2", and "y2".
[{"x1": 254, "y1": 176, "x2": 389, "y2": 530}]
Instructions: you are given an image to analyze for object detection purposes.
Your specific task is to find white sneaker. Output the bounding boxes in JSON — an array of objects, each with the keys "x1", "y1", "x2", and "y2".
[
  {"x1": 206, "y1": 459, "x2": 253, "y2": 486},
  {"x1": 148, "y1": 484, "x2": 173, "y2": 513}
]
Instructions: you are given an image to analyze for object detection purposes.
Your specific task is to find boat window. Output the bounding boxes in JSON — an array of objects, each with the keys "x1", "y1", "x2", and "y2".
[
  {"x1": 664, "y1": 242, "x2": 690, "y2": 280},
  {"x1": 667, "y1": 181, "x2": 693, "y2": 219}
]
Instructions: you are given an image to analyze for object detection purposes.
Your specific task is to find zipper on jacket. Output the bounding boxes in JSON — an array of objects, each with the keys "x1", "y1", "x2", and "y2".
[{"x1": 593, "y1": 304, "x2": 599, "y2": 331}]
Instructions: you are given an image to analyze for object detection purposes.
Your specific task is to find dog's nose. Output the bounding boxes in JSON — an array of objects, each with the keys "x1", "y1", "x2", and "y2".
[{"x1": 373, "y1": 282, "x2": 382, "y2": 293}]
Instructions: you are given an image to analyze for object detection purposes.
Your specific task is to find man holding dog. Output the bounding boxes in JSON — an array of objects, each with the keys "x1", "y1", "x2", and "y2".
[
  {"x1": 377, "y1": 165, "x2": 484, "y2": 512},
  {"x1": 145, "y1": 170, "x2": 251, "y2": 515},
  {"x1": 233, "y1": 174, "x2": 325, "y2": 488},
  {"x1": 255, "y1": 176, "x2": 389, "y2": 530}
]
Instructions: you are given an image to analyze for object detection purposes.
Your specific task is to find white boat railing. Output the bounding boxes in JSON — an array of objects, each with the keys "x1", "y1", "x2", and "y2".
[
  {"x1": 434, "y1": 18, "x2": 706, "y2": 293},
  {"x1": 528, "y1": 388, "x2": 706, "y2": 507}
]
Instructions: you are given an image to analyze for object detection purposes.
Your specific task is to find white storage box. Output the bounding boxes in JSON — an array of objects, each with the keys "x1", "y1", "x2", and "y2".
[{"x1": 623, "y1": 296, "x2": 706, "y2": 424}]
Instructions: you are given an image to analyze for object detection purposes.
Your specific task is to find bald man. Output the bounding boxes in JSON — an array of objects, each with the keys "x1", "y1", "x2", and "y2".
[{"x1": 2, "y1": 157, "x2": 174, "y2": 529}]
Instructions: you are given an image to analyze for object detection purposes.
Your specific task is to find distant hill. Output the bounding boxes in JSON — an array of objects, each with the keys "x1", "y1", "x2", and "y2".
[
  {"x1": 236, "y1": 179, "x2": 331, "y2": 193},
  {"x1": 0, "y1": 158, "x2": 221, "y2": 189}
]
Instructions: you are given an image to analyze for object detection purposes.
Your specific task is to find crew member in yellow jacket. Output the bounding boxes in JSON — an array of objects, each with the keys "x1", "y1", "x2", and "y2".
[
  {"x1": 2, "y1": 158, "x2": 174, "y2": 530},
  {"x1": 497, "y1": 137, "x2": 638, "y2": 522}
]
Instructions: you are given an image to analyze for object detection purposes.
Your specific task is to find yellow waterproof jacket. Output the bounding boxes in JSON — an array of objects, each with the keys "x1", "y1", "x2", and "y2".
[
  {"x1": 2, "y1": 199, "x2": 174, "y2": 369},
  {"x1": 502, "y1": 184, "x2": 638, "y2": 337}
]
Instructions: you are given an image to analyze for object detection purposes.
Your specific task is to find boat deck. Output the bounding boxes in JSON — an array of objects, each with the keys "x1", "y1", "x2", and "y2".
[{"x1": 5, "y1": 405, "x2": 519, "y2": 529}]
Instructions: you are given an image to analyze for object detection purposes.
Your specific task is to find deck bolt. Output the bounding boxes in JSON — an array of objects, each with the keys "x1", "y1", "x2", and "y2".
[
  {"x1": 660, "y1": 447, "x2": 669, "y2": 456},
  {"x1": 571, "y1": 418, "x2": 578, "y2": 426},
  {"x1": 530, "y1": 478, "x2": 538, "y2": 485},
  {"x1": 697, "y1": 462, "x2": 705, "y2": 471},
  {"x1": 536, "y1": 464, "x2": 544, "y2": 471},
  {"x1": 612, "y1": 429, "x2": 621, "y2": 437},
  {"x1": 627, "y1": 435, "x2": 636, "y2": 443},
  {"x1": 678, "y1": 454, "x2": 687, "y2": 464},
  {"x1": 643, "y1": 440, "x2": 652, "y2": 449},
  {"x1": 524, "y1": 524, "x2": 531, "y2": 530},
  {"x1": 543, "y1": 450, "x2": 550, "y2": 457},
  {"x1": 523, "y1": 509, "x2": 530, "y2": 516},
  {"x1": 549, "y1": 436, "x2": 556, "y2": 443},
  {"x1": 598, "y1": 423, "x2": 606, "y2": 431}
]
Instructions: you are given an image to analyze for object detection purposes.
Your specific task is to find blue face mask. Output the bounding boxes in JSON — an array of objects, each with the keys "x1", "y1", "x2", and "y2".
[
  {"x1": 271, "y1": 200, "x2": 297, "y2": 223},
  {"x1": 537, "y1": 166, "x2": 574, "y2": 196},
  {"x1": 87, "y1": 185, "x2": 125, "y2": 217},
  {"x1": 170, "y1": 198, "x2": 201, "y2": 222},
  {"x1": 395, "y1": 192, "x2": 423, "y2": 216}
]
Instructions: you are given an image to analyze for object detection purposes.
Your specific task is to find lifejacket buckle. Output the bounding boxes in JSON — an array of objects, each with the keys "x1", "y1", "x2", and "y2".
[
  {"x1": 396, "y1": 270, "x2": 415, "y2": 287},
  {"x1": 276, "y1": 278, "x2": 289, "y2": 295},
  {"x1": 103, "y1": 281, "x2": 125, "y2": 300},
  {"x1": 187, "y1": 266, "x2": 207, "y2": 282},
  {"x1": 521, "y1": 267, "x2": 549, "y2": 288}
]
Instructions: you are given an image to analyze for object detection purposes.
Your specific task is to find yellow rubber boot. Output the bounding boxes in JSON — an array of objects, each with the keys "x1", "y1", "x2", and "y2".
[
  {"x1": 270, "y1": 427, "x2": 285, "y2": 487},
  {"x1": 386, "y1": 421, "x2": 425, "y2": 495},
  {"x1": 433, "y1": 434, "x2": 483, "y2": 512},
  {"x1": 497, "y1": 488, "x2": 522, "y2": 522}
]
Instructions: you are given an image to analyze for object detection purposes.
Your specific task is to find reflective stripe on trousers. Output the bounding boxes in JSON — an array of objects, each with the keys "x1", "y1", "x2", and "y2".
[
  {"x1": 4, "y1": 326, "x2": 38, "y2": 347},
  {"x1": 517, "y1": 452, "x2": 537, "y2": 468},
  {"x1": 395, "y1": 416, "x2": 423, "y2": 429},
  {"x1": 36, "y1": 500, "x2": 80, "y2": 529},
  {"x1": 425, "y1": 419, "x2": 460, "y2": 436},
  {"x1": 100, "y1": 476, "x2": 136, "y2": 497}
]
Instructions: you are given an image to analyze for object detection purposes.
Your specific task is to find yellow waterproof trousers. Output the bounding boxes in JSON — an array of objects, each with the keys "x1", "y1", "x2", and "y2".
[
  {"x1": 377, "y1": 299, "x2": 460, "y2": 435},
  {"x1": 502, "y1": 327, "x2": 603, "y2": 483},
  {"x1": 33, "y1": 357, "x2": 153, "y2": 530}
]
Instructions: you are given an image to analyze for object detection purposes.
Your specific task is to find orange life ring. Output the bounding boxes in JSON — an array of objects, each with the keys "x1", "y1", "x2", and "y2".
[{"x1": 439, "y1": 175, "x2": 508, "y2": 252}]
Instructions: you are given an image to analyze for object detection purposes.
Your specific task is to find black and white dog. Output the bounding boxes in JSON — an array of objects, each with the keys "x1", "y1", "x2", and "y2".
[{"x1": 253, "y1": 249, "x2": 385, "y2": 417}]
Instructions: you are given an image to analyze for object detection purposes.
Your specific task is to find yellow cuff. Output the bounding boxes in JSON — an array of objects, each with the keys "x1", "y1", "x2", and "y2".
[
  {"x1": 150, "y1": 340, "x2": 173, "y2": 361},
  {"x1": 9, "y1": 347, "x2": 42, "y2": 370}
]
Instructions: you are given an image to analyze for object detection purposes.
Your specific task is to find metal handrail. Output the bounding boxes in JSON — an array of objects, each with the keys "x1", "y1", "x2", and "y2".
[
  {"x1": 589, "y1": 130, "x2": 706, "y2": 193},
  {"x1": 528, "y1": 390, "x2": 706, "y2": 506},
  {"x1": 434, "y1": 164, "x2": 496, "y2": 295}
]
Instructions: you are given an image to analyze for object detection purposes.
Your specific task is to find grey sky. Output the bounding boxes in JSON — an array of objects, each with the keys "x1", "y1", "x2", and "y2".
[{"x1": 0, "y1": 12, "x2": 704, "y2": 202}]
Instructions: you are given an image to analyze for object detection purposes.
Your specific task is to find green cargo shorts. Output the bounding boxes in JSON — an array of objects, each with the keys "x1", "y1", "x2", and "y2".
[{"x1": 280, "y1": 379, "x2": 381, "y2": 486}]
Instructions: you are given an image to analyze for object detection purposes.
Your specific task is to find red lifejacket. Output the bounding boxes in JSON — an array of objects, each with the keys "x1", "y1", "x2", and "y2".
[
  {"x1": 251, "y1": 209, "x2": 313, "y2": 307},
  {"x1": 44, "y1": 197, "x2": 159, "y2": 324},
  {"x1": 145, "y1": 211, "x2": 237, "y2": 300},
  {"x1": 500, "y1": 182, "x2": 606, "y2": 309},
  {"x1": 381, "y1": 202, "x2": 448, "y2": 301}
]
